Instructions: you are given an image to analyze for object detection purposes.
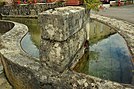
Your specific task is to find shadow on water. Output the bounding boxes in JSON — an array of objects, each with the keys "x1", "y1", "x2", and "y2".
[{"x1": 74, "y1": 20, "x2": 133, "y2": 84}]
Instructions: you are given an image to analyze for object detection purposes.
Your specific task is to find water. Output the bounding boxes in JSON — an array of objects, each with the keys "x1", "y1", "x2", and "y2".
[
  {"x1": 74, "y1": 20, "x2": 133, "y2": 84},
  {"x1": 21, "y1": 33, "x2": 39, "y2": 58}
]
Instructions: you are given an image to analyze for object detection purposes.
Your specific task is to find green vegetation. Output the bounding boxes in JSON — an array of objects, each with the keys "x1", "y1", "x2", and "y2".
[
  {"x1": 0, "y1": 0, "x2": 5, "y2": 6},
  {"x1": 84, "y1": 0, "x2": 101, "y2": 10}
]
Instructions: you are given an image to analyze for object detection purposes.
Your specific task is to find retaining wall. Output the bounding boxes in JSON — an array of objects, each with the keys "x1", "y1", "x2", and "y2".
[{"x1": 0, "y1": 2, "x2": 64, "y2": 16}]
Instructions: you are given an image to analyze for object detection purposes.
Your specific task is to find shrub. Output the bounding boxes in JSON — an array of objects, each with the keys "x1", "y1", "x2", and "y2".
[{"x1": 84, "y1": 0, "x2": 101, "y2": 10}]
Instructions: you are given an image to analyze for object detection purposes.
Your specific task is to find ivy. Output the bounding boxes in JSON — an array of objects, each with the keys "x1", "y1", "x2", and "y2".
[{"x1": 84, "y1": 0, "x2": 101, "y2": 10}]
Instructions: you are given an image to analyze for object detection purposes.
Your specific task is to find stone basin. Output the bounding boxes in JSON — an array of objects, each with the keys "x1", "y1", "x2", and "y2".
[{"x1": 0, "y1": 6, "x2": 133, "y2": 89}]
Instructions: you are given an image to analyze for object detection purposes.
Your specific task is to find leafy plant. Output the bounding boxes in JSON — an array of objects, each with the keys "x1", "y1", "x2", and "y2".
[{"x1": 84, "y1": 0, "x2": 101, "y2": 10}]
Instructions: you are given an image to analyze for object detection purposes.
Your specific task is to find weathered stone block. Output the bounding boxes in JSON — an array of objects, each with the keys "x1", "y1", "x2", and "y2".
[
  {"x1": 39, "y1": 6, "x2": 86, "y2": 41},
  {"x1": 40, "y1": 28, "x2": 87, "y2": 72}
]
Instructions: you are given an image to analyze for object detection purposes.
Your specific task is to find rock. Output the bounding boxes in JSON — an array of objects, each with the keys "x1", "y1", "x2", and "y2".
[{"x1": 39, "y1": 6, "x2": 88, "y2": 72}]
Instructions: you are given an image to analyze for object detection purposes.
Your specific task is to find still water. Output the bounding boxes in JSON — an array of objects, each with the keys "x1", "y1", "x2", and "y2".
[{"x1": 74, "y1": 20, "x2": 133, "y2": 84}]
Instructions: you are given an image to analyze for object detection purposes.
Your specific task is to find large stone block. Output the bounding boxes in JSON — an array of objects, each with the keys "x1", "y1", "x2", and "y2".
[
  {"x1": 39, "y1": 6, "x2": 86, "y2": 41},
  {"x1": 40, "y1": 28, "x2": 87, "y2": 72}
]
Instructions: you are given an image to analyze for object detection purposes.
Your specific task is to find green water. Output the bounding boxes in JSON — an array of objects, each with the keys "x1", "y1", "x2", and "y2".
[{"x1": 74, "y1": 20, "x2": 133, "y2": 84}]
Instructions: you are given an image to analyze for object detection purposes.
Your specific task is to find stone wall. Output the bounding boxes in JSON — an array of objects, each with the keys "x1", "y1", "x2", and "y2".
[
  {"x1": 0, "y1": 2, "x2": 65, "y2": 16},
  {"x1": 0, "y1": 20, "x2": 41, "y2": 89}
]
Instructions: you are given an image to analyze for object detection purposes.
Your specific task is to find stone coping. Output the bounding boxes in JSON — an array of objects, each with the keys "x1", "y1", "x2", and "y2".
[
  {"x1": 0, "y1": 20, "x2": 41, "y2": 88},
  {"x1": 0, "y1": 20, "x2": 40, "y2": 71}
]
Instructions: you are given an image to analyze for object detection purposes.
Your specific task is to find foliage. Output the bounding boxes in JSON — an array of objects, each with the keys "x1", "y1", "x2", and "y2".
[
  {"x1": 0, "y1": 0, "x2": 5, "y2": 6},
  {"x1": 84, "y1": 0, "x2": 101, "y2": 10}
]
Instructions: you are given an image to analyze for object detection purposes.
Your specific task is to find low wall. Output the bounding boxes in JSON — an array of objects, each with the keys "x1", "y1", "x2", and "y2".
[
  {"x1": 0, "y1": 3, "x2": 65, "y2": 16},
  {"x1": 0, "y1": 20, "x2": 41, "y2": 89}
]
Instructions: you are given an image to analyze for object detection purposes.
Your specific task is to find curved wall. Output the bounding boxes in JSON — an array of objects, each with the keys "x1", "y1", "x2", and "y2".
[{"x1": 0, "y1": 20, "x2": 40, "y2": 89}]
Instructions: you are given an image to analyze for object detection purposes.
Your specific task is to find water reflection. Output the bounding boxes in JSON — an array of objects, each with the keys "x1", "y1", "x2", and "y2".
[
  {"x1": 89, "y1": 20, "x2": 116, "y2": 45},
  {"x1": 74, "y1": 33, "x2": 133, "y2": 84},
  {"x1": 21, "y1": 33, "x2": 39, "y2": 58}
]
